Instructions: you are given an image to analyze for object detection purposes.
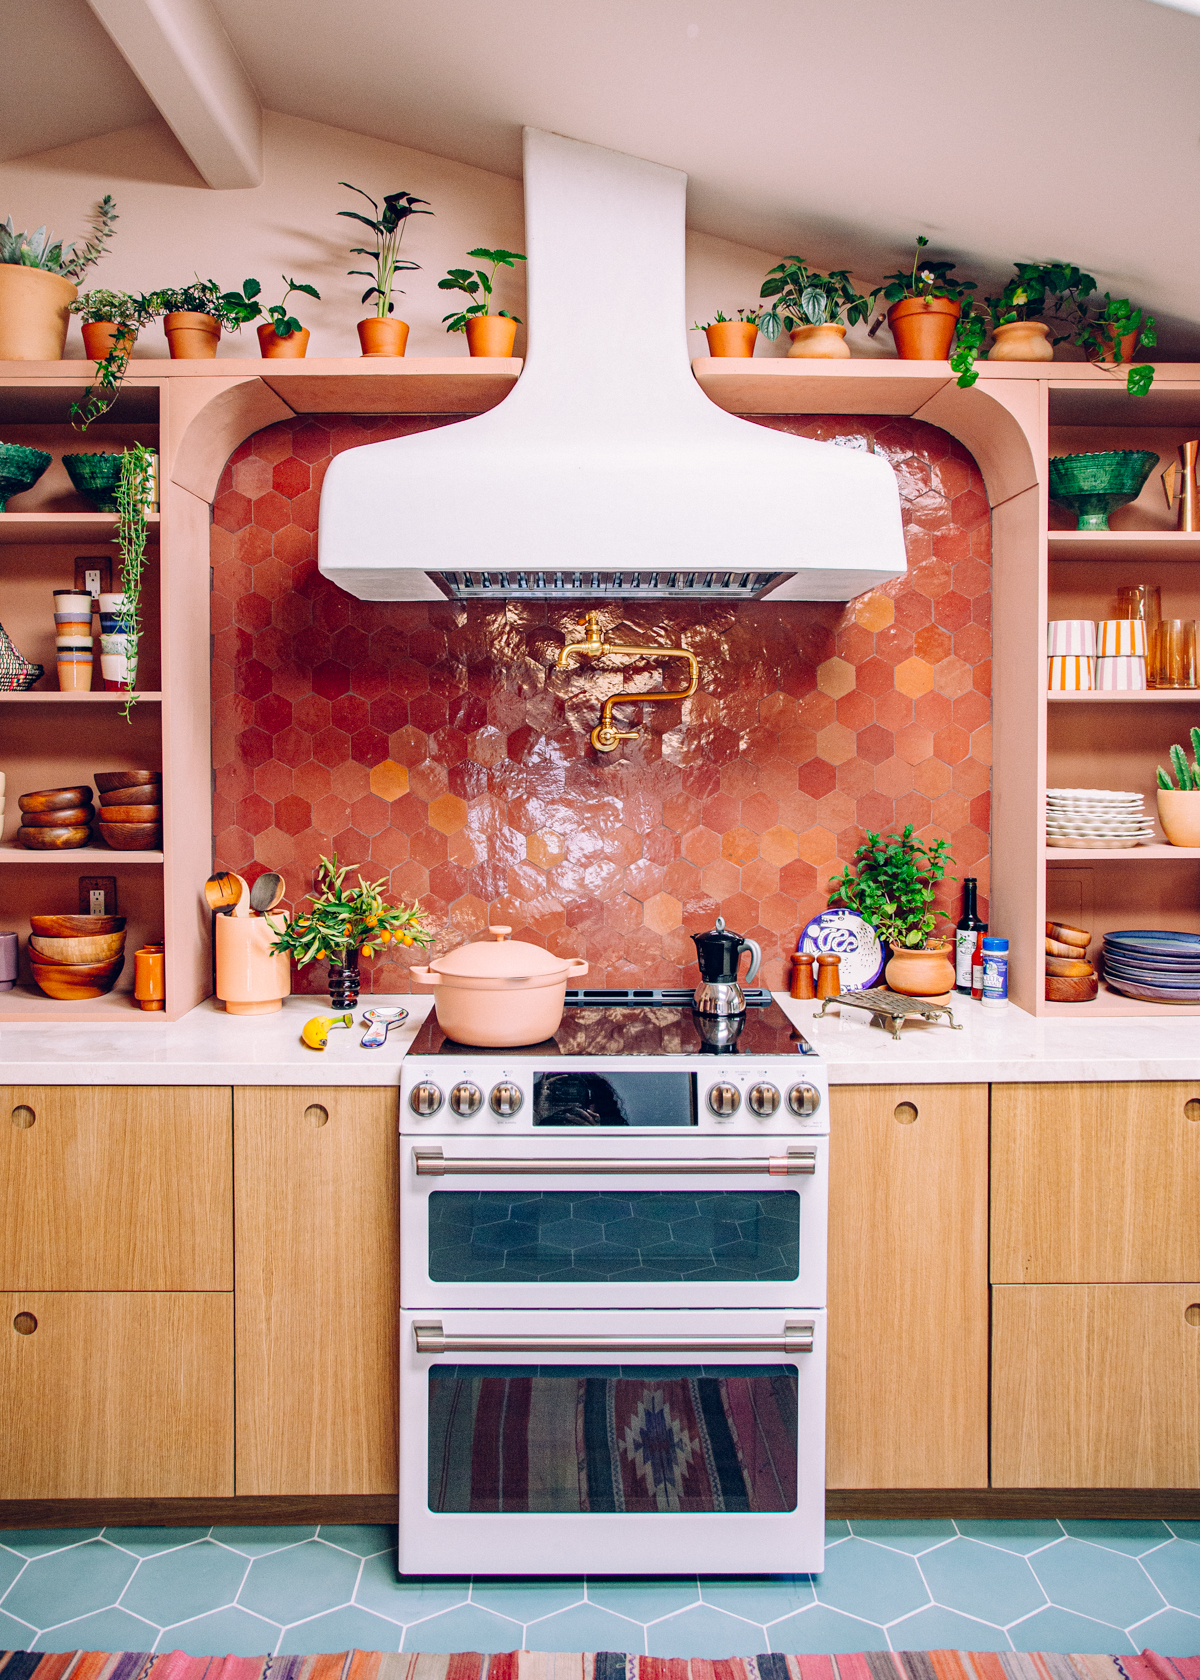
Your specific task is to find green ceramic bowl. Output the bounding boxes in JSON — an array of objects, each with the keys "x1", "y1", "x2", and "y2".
[
  {"x1": 62, "y1": 451, "x2": 125, "y2": 512},
  {"x1": 1048, "y1": 449, "x2": 1159, "y2": 531},
  {"x1": 0, "y1": 442, "x2": 52, "y2": 512}
]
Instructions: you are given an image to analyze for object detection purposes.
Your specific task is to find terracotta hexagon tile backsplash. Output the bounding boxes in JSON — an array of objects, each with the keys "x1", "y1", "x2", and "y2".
[{"x1": 211, "y1": 412, "x2": 990, "y2": 994}]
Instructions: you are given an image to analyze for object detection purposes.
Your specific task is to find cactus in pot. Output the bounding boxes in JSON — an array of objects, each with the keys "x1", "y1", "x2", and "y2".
[{"x1": 1156, "y1": 727, "x2": 1200, "y2": 847}]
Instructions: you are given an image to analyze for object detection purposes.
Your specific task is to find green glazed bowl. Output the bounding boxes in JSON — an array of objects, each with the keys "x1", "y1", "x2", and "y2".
[
  {"x1": 62, "y1": 451, "x2": 125, "y2": 512},
  {"x1": 0, "y1": 442, "x2": 52, "y2": 512},
  {"x1": 1048, "y1": 449, "x2": 1159, "y2": 531}
]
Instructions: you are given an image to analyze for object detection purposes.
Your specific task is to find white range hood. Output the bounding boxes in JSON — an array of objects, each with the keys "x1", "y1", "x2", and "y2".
[{"x1": 317, "y1": 128, "x2": 907, "y2": 603}]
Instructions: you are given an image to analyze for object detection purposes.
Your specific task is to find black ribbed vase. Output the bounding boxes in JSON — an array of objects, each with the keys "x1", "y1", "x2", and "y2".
[{"x1": 327, "y1": 949, "x2": 361, "y2": 1010}]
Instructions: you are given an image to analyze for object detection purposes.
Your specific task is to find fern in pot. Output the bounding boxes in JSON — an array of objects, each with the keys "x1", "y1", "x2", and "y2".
[{"x1": 828, "y1": 826, "x2": 957, "y2": 996}]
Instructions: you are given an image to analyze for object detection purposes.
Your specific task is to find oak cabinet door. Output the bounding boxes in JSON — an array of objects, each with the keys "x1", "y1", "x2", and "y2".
[
  {"x1": 0, "y1": 1292, "x2": 233, "y2": 1497},
  {"x1": 827, "y1": 1083, "x2": 989, "y2": 1488},
  {"x1": 992, "y1": 1081, "x2": 1200, "y2": 1282},
  {"x1": 0, "y1": 1086, "x2": 232, "y2": 1291},
  {"x1": 234, "y1": 1086, "x2": 399, "y2": 1495},
  {"x1": 993, "y1": 1283, "x2": 1200, "y2": 1487}
]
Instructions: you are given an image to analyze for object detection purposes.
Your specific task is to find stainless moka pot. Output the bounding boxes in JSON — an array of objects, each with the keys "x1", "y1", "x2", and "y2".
[{"x1": 691, "y1": 916, "x2": 762, "y2": 1016}]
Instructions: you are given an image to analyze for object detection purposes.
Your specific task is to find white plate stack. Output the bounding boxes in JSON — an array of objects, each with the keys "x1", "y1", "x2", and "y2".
[{"x1": 1046, "y1": 787, "x2": 1156, "y2": 849}]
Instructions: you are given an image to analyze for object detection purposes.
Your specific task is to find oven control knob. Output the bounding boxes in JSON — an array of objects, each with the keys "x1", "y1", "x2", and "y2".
[
  {"x1": 450, "y1": 1081, "x2": 483, "y2": 1117},
  {"x1": 707, "y1": 1082, "x2": 741, "y2": 1117},
  {"x1": 409, "y1": 1081, "x2": 443, "y2": 1117},
  {"x1": 489, "y1": 1081, "x2": 524, "y2": 1117},
  {"x1": 748, "y1": 1082, "x2": 781, "y2": 1117},
  {"x1": 787, "y1": 1081, "x2": 822, "y2": 1119}
]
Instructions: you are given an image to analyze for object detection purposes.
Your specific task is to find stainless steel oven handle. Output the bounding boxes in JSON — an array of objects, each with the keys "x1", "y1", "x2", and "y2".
[
  {"x1": 413, "y1": 1145, "x2": 816, "y2": 1176},
  {"x1": 413, "y1": 1320, "x2": 815, "y2": 1355}
]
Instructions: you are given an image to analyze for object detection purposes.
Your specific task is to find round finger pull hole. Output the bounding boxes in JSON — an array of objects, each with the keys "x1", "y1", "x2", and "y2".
[
  {"x1": 1186, "y1": 1305, "x2": 1200, "y2": 1328},
  {"x1": 894, "y1": 1102, "x2": 919, "y2": 1125},
  {"x1": 304, "y1": 1103, "x2": 329, "y2": 1128},
  {"x1": 11, "y1": 1106, "x2": 35, "y2": 1129},
  {"x1": 1186, "y1": 1099, "x2": 1200, "y2": 1123},
  {"x1": 13, "y1": 1313, "x2": 37, "y2": 1335}
]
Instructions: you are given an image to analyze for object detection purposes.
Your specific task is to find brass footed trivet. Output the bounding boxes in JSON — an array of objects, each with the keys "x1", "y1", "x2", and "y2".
[{"x1": 816, "y1": 986, "x2": 963, "y2": 1040}]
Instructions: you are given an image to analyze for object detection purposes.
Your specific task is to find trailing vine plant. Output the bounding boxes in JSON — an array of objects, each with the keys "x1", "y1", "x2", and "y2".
[{"x1": 111, "y1": 443, "x2": 156, "y2": 722}]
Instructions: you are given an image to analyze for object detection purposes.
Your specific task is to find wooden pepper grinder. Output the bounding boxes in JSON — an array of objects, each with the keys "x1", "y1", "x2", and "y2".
[
  {"x1": 790, "y1": 948, "x2": 816, "y2": 1000},
  {"x1": 815, "y1": 953, "x2": 841, "y2": 999}
]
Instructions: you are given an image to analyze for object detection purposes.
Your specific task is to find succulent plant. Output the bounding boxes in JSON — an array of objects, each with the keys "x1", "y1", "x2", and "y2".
[
  {"x1": 0, "y1": 196, "x2": 117, "y2": 280},
  {"x1": 1157, "y1": 728, "x2": 1200, "y2": 791}
]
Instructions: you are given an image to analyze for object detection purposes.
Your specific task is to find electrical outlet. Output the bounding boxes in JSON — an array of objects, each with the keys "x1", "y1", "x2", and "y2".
[
  {"x1": 79, "y1": 876, "x2": 117, "y2": 916},
  {"x1": 74, "y1": 556, "x2": 112, "y2": 598}
]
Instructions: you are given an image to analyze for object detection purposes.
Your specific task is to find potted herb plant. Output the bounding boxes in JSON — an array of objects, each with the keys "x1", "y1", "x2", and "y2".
[
  {"x1": 267, "y1": 853, "x2": 433, "y2": 1008},
  {"x1": 0, "y1": 196, "x2": 117, "y2": 360},
  {"x1": 338, "y1": 183, "x2": 431, "y2": 357},
  {"x1": 868, "y1": 235, "x2": 978, "y2": 365},
  {"x1": 694, "y1": 307, "x2": 762, "y2": 358},
  {"x1": 1157, "y1": 728, "x2": 1200, "y2": 847},
  {"x1": 152, "y1": 281, "x2": 227, "y2": 357},
  {"x1": 217, "y1": 275, "x2": 321, "y2": 358},
  {"x1": 439, "y1": 248, "x2": 526, "y2": 356},
  {"x1": 757, "y1": 257, "x2": 869, "y2": 359},
  {"x1": 68, "y1": 289, "x2": 157, "y2": 429},
  {"x1": 827, "y1": 825, "x2": 957, "y2": 996}
]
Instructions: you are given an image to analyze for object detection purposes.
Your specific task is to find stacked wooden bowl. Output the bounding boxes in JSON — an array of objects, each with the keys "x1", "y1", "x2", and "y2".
[
  {"x1": 1045, "y1": 921, "x2": 1097, "y2": 1002},
  {"x1": 28, "y1": 913, "x2": 127, "y2": 1000},
  {"x1": 16, "y1": 786, "x2": 94, "y2": 849},
  {"x1": 96, "y1": 770, "x2": 162, "y2": 850}
]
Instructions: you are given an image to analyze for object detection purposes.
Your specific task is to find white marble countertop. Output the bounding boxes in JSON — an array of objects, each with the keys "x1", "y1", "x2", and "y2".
[{"x1": 0, "y1": 991, "x2": 1198, "y2": 1086}]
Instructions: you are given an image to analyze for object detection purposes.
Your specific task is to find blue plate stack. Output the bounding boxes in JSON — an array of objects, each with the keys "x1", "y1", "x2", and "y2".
[{"x1": 1103, "y1": 930, "x2": 1200, "y2": 1002}]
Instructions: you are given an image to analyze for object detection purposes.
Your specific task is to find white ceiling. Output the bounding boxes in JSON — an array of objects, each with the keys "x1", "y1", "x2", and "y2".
[{"x1": 7, "y1": 0, "x2": 1200, "y2": 350}]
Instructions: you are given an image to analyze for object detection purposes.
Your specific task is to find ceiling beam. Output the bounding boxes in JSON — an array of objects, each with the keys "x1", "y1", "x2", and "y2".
[{"x1": 84, "y1": 0, "x2": 262, "y2": 188}]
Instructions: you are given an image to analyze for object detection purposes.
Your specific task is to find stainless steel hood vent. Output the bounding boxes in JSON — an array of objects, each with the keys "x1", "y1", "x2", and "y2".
[{"x1": 317, "y1": 129, "x2": 907, "y2": 603}]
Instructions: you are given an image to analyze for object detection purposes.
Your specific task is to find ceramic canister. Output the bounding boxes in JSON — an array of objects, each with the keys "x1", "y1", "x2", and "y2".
[
  {"x1": 54, "y1": 611, "x2": 92, "y2": 636},
  {"x1": 98, "y1": 593, "x2": 133, "y2": 688},
  {"x1": 57, "y1": 645, "x2": 93, "y2": 691},
  {"x1": 53, "y1": 590, "x2": 93, "y2": 613},
  {"x1": 1048, "y1": 654, "x2": 1093, "y2": 692},
  {"x1": 0, "y1": 931, "x2": 16, "y2": 992},
  {"x1": 1047, "y1": 620, "x2": 1097, "y2": 656},
  {"x1": 1095, "y1": 655, "x2": 1147, "y2": 691},
  {"x1": 1097, "y1": 618, "x2": 1148, "y2": 657}
]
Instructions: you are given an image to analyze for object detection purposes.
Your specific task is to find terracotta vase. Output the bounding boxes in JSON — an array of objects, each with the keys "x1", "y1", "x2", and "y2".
[
  {"x1": 887, "y1": 296, "x2": 961, "y2": 361},
  {"x1": 988, "y1": 321, "x2": 1054, "y2": 362},
  {"x1": 466, "y1": 315, "x2": 518, "y2": 357},
  {"x1": 81, "y1": 321, "x2": 136, "y2": 362},
  {"x1": 787, "y1": 323, "x2": 850, "y2": 359},
  {"x1": 134, "y1": 943, "x2": 165, "y2": 1011},
  {"x1": 705, "y1": 321, "x2": 758, "y2": 357},
  {"x1": 358, "y1": 317, "x2": 409, "y2": 357},
  {"x1": 884, "y1": 942, "x2": 956, "y2": 997},
  {"x1": 257, "y1": 323, "x2": 310, "y2": 359},
  {"x1": 163, "y1": 311, "x2": 221, "y2": 359},
  {"x1": 1158, "y1": 789, "x2": 1200, "y2": 847},
  {"x1": 0, "y1": 267, "x2": 77, "y2": 359}
]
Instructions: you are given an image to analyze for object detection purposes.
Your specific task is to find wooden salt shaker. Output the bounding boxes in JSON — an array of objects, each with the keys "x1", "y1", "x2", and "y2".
[
  {"x1": 790, "y1": 949, "x2": 816, "y2": 999},
  {"x1": 815, "y1": 953, "x2": 841, "y2": 999}
]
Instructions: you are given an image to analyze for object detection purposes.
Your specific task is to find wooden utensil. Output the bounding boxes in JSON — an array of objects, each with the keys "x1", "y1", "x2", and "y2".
[
  {"x1": 17, "y1": 825, "x2": 92, "y2": 849},
  {"x1": 99, "y1": 784, "x2": 160, "y2": 806},
  {"x1": 1046, "y1": 955, "x2": 1095, "y2": 978},
  {"x1": 101, "y1": 805, "x2": 162, "y2": 824},
  {"x1": 205, "y1": 872, "x2": 243, "y2": 915},
  {"x1": 18, "y1": 786, "x2": 92, "y2": 813},
  {"x1": 1046, "y1": 921, "x2": 1091, "y2": 949},
  {"x1": 30, "y1": 914, "x2": 124, "y2": 937},
  {"x1": 249, "y1": 871, "x2": 284, "y2": 914},
  {"x1": 19, "y1": 806, "x2": 92, "y2": 827},
  {"x1": 94, "y1": 769, "x2": 161, "y2": 792},
  {"x1": 230, "y1": 871, "x2": 250, "y2": 917},
  {"x1": 97, "y1": 821, "x2": 160, "y2": 850},
  {"x1": 1045, "y1": 972, "x2": 1100, "y2": 1002}
]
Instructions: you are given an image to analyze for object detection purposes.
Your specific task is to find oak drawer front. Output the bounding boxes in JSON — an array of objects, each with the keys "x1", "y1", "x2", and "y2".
[
  {"x1": 992, "y1": 1283, "x2": 1200, "y2": 1488},
  {"x1": 0, "y1": 1291, "x2": 234, "y2": 1497},
  {"x1": 0, "y1": 1086, "x2": 232, "y2": 1291},
  {"x1": 992, "y1": 1081, "x2": 1200, "y2": 1283}
]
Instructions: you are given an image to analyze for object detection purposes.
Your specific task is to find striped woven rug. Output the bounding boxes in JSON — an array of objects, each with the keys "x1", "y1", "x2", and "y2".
[{"x1": 1, "y1": 1652, "x2": 1197, "y2": 1680}]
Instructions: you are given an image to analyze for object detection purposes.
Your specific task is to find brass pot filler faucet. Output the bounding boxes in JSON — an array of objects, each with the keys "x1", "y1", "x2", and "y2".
[{"x1": 554, "y1": 611, "x2": 700, "y2": 754}]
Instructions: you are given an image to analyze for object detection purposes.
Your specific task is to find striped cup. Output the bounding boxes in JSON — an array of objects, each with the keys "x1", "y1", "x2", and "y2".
[
  {"x1": 1047, "y1": 620, "x2": 1097, "y2": 656},
  {"x1": 1048, "y1": 654, "x2": 1093, "y2": 692},
  {"x1": 1097, "y1": 619, "x2": 1148, "y2": 657}
]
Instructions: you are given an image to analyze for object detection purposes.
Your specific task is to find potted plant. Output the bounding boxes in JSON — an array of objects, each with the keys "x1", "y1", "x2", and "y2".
[
  {"x1": 267, "y1": 852, "x2": 433, "y2": 1008},
  {"x1": 439, "y1": 248, "x2": 526, "y2": 356},
  {"x1": 0, "y1": 195, "x2": 117, "y2": 360},
  {"x1": 152, "y1": 280, "x2": 227, "y2": 358},
  {"x1": 693, "y1": 307, "x2": 762, "y2": 358},
  {"x1": 868, "y1": 235, "x2": 979, "y2": 365},
  {"x1": 1156, "y1": 728, "x2": 1200, "y2": 847},
  {"x1": 827, "y1": 825, "x2": 957, "y2": 996},
  {"x1": 68, "y1": 289, "x2": 157, "y2": 429},
  {"x1": 973, "y1": 262, "x2": 1156, "y2": 395},
  {"x1": 217, "y1": 275, "x2": 321, "y2": 358},
  {"x1": 338, "y1": 182, "x2": 431, "y2": 357},
  {"x1": 757, "y1": 257, "x2": 869, "y2": 358}
]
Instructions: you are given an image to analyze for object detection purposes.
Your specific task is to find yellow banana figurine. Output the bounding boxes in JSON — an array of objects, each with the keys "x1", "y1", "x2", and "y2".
[{"x1": 300, "y1": 1013, "x2": 353, "y2": 1050}]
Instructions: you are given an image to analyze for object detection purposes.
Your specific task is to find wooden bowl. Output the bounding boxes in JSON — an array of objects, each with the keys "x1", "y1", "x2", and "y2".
[
  {"x1": 99, "y1": 784, "x2": 161, "y2": 807},
  {"x1": 19, "y1": 806, "x2": 92, "y2": 828},
  {"x1": 16, "y1": 826, "x2": 92, "y2": 849},
  {"x1": 31, "y1": 955, "x2": 125, "y2": 1000},
  {"x1": 29, "y1": 914, "x2": 125, "y2": 937},
  {"x1": 97, "y1": 822, "x2": 160, "y2": 850},
  {"x1": 30, "y1": 931, "x2": 126, "y2": 963},
  {"x1": 18, "y1": 786, "x2": 93, "y2": 813},
  {"x1": 101, "y1": 805, "x2": 162, "y2": 824},
  {"x1": 94, "y1": 770, "x2": 162, "y2": 793}
]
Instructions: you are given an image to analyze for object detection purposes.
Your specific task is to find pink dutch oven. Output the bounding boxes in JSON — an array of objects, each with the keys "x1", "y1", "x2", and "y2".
[{"x1": 410, "y1": 926, "x2": 588, "y2": 1046}]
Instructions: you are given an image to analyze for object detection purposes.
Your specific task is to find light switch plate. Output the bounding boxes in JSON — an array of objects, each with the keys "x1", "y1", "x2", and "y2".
[{"x1": 79, "y1": 875, "x2": 117, "y2": 916}]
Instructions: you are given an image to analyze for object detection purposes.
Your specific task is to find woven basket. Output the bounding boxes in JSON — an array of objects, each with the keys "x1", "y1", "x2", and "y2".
[{"x1": 0, "y1": 621, "x2": 43, "y2": 691}]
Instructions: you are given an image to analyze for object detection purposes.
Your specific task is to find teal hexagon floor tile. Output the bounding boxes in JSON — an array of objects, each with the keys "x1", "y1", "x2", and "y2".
[
  {"x1": 5, "y1": 1540, "x2": 137, "y2": 1627},
  {"x1": 354, "y1": 1555, "x2": 469, "y2": 1623},
  {"x1": 700, "y1": 1577, "x2": 816, "y2": 1623},
  {"x1": 397, "y1": 1604, "x2": 521, "y2": 1653},
  {"x1": 1141, "y1": 1540, "x2": 1200, "y2": 1613},
  {"x1": 888, "y1": 1605, "x2": 1013, "y2": 1651},
  {"x1": 1060, "y1": 1520, "x2": 1173, "y2": 1557},
  {"x1": 1006, "y1": 1605, "x2": 1137, "y2": 1654},
  {"x1": 955, "y1": 1521, "x2": 1064, "y2": 1555},
  {"x1": 0, "y1": 1550, "x2": 26, "y2": 1599},
  {"x1": 1170, "y1": 1523, "x2": 1200, "y2": 1543},
  {"x1": 156, "y1": 1606, "x2": 281, "y2": 1657},
  {"x1": 825, "y1": 1521, "x2": 851, "y2": 1543},
  {"x1": 588, "y1": 1580, "x2": 700, "y2": 1622},
  {"x1": 812, "y1": 1538, "x2": 929, "y2": 1625},
  {"x1": 768, "y1": 1604, "x2": 885, "y2": 1653},
  {"x1": 0, "y1": 1609, "x2": 37, "y2": 1644},
  {"x1": 314, "y1": 1526, "x2": 395, "y2": 1558},
  {"x1": 848, "y1": 1520, "x2": 957, "y2": 1555},
  {"x1": 105, "y1": 1530, "x2": 211, "y2": 1556},
  {"x1": 522, "y1": 1604, "x2": 644, "y2": 1655},
  {"x1": 210, "y1": 1527, "x2": 317, "y2": 1557},
  {"x1": 277, "y1": 1605, "x2": 404, "y2": 1654},
  {"x1": 0, "y1": 1531, "x2": 102, "y2": 1558},
  {"x1": 1127, "y1": 1607, "x2": 1200, "y2": 1655},
  {"x1": 472, "y1": 1578, "x2": 586, "y2": 1621},
  {"x1": 920, "y1": 1537, "x2": 1046, "y2": 1626},
  {"x1": 645, "y1": 1604, "x2": 765, "y2": 1658},
  {"x1": 121, "y1": 1538, "x2": 248, "y2": 1626},
  {"x1": 1030, "y1": 1537, "x2": 1164, "y2": 1627},
  {"x1": 32, "y1": 1607, "x2": 157, "y2": 1652},
  {"x1": 238, "y1": 1540, "x2": 361, "y2": 1622}
]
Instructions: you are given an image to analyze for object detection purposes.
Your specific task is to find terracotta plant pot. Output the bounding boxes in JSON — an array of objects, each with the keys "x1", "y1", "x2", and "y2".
[
  {"x1": 466, "y1": 315, "x2": 518, "y2": 357},
  {"x1": 887, "y1": 296, "x2": 961, "y2": 361},
  {"x1": 988, "y1": 321, "x2": 1054, "y2": 362},
  {"x1": 81, "y1": 321, "x2": 136, "y2": 361},
  {"x1": 0, "y1": 267, "x2": 77, "y2": 359},
  {"x1": 358, "y1": 318, "x2": 409, "y2": 357},
  {"x1": 1158, "y1": 789, "x2": 1200, "y2": 847},
  {"x1": 1096, "y1": 327, "x2": 1142, "y2": 365},
  {"x1": 884, "y1": 942, "x2": 956, "y2": 998},
  {"x1": 410, "y1": 925, "x2": 588, "y2": 1046},
  {"x1": 705, "y1": 321, "x2": 758, "y2": 357},
  {"x1": 257, "y1": 323, "x2": 310, "y2": 359},
  {"x1": 163, "y1": 312, "x2": 221, "y2": 359},
  {"x1": 787, "y1": 323, "x2": 850, "y2": 359}
]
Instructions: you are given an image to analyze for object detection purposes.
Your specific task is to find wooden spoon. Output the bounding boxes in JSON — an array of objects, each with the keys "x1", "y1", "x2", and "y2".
[
  {"x1": 249, "y1": 871, "x2": 284, "y2": 915},
  {"x1": 205, "y1": 872, "x2": 243, "y2": 915}
]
